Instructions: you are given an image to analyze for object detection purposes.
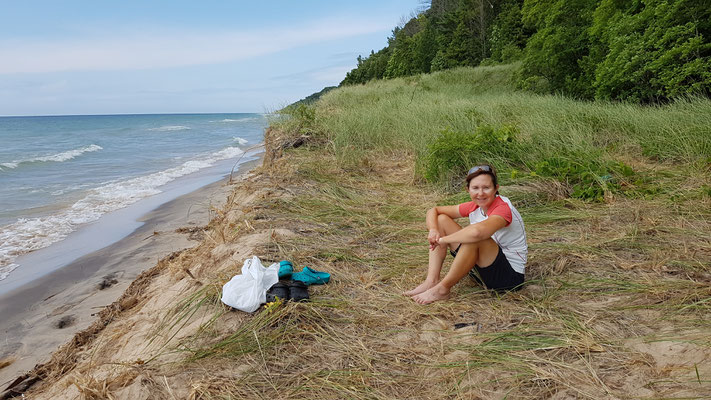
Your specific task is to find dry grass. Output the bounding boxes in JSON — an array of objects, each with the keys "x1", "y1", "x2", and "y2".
[
  {"x1": 0, "y1": 359, "x2": 13, "y2": 371},
  {"x1": 151, "y1": 142, "x2": 709, "y2": 399},
  {"x1": 11, "y1": 131, "x2": 710, "y2": 399}
]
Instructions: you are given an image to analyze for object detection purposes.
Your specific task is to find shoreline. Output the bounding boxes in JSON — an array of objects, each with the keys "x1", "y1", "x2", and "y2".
[
  {"x1": 0, "y1": 150, "x2": 262, "y2": 293},
  {"x1": 0, "y1": 156, "x2": 261, "y2": 386}
]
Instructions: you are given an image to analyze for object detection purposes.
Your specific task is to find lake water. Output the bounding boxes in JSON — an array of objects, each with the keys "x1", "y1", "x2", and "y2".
[{"x1": 0, "y1": 113, "x2": 267, "y2": 282}]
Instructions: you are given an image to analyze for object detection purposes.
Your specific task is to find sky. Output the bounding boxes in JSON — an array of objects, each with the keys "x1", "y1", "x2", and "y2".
[{"x1": 0, "y1": 1, "x2": 423, "y2": 116}]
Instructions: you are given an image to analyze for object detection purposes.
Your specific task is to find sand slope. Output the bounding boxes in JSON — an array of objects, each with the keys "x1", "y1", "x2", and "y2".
[{"x1": 0, "y1": 161, "x2": 262, "y2": 398}]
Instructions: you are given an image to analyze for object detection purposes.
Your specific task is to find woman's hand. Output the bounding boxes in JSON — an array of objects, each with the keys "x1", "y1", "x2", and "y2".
[{"x1": 428, "y1": 229, "x2": 441, "y2": 250}]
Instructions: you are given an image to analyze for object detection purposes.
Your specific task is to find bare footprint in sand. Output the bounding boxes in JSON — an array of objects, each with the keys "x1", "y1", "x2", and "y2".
[{"x1": 54, "y1": 315, "x2": 76, "y2": 329}]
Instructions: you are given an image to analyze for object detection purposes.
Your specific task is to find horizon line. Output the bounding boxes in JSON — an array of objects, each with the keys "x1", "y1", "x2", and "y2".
[{"x1": 0, "y1": 111, "x2": 273, "y2": 118}]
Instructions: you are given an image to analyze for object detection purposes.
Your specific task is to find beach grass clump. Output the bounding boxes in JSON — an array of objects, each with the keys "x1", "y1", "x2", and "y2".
[
  {"x1": 423, "y1": 123, "x2": 520, "y2": 188},
  {"x1": 144, "y1": 282, "x2": 225, "y2": 357},
  {"x1": 183, "y1": 302, "x2": 293, "y2": 362},
  {"x1": 422, "y1": 121, "x2": 637, "y2": 200}
]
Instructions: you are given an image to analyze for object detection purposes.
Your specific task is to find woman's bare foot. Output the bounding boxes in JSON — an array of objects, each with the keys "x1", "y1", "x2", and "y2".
[
  {"x1": 412, "y1": 285, "x2": 450, "y2": 304},
  {"x1": 403, "y1": 280, "x2": 439, "y2": 296}
]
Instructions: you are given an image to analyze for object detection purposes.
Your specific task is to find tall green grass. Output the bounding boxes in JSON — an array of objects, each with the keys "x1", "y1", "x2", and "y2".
[{"x1": 279, "y1": 63, "x2": 711, "y2": 199}]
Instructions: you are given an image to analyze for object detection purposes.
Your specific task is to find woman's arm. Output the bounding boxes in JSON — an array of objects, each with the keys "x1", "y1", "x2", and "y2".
[
  {"x1": 426, "y1": 205, "x2": 461, "y2": 249},
  {"x1": 438, "y1": 215, "x2": 506, "y2": 245},
  {"x1": 426, "y1": 205, "x2": 461, "y2": 230}
]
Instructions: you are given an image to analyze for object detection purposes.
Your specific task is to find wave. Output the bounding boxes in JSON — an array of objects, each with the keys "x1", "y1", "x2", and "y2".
[
  {"x1": 0, "y1": 263, "x2": 19, "y2": 281},
  {"x1": 50, "y1": 183, "x2": 94, "y2": 196},
  {"x1": 147, "y1": 125, "x2": 191, "y2": 132},
  {"x1": 0, "y1": 145, "x2": 103, "y2": 170},
  {"x1": 233, "y1": 137, "x2": 249, "y2": 145},
  {"x1": 219, "y1": 117, "x2": 256, "y2": 122},
  {"x1": 0, "y1": 146, "x2": 245, "y2": 280}
]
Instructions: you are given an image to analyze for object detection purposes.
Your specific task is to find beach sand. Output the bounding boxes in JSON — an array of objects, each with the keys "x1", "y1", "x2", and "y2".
[{"x1": 0, "y1": 157, "x2": 261, "y2": 387}]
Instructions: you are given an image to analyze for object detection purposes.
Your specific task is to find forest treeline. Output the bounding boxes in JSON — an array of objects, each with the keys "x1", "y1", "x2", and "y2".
[{"x1": 340, "y1": 0, "x2": 710, "y2": 103}]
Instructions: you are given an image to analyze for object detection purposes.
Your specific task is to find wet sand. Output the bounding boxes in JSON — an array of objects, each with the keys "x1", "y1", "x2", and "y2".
[{"x1": 0, "y1": 157, "x2": 260, "y2": 386}]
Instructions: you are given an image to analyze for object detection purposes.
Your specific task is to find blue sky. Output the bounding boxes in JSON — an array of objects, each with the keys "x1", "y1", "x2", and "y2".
[{"x1": 0, "y1": 1, "x2": 422, "y2": 116}]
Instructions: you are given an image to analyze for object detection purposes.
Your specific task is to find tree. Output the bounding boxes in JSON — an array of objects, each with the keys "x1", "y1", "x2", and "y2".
[
  {"x1": 412, "y1": 15, "x2": 439, "y2": 73},
  {"x1": 489, "y1": 0, "x2": 530, "y2": 62},
  {"x1": 592, "y1": 0, "x2": 711, "y2": 101},
  {"x1": 440, "y1": 0, "x2": 496, "y2": 67},
  {"x1": 519, "y1": 0, "x2": 599, "y2": 98},
  {"x1": 385, "y1": 28, "x2": 417, "y2": 78}
]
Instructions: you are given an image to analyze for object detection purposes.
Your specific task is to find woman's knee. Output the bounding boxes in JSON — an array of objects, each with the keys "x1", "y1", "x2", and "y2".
[
  {"x1": 458, "y1": 239, "x2": 498, "y2": 259},
  {"x1": 437, "y1": 213, "x2": 454, "y2": 225},
  {"x1": 437, "y1": 213, "x2": 462, "y2": 236}
]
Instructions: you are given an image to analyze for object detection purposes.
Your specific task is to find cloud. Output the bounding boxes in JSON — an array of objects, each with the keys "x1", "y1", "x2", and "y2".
[
  {"x1": 310, "y1": 65, "x2": 355, "y2": 82},
  {"x1": 273, "y1": 64, "x2": 354, "y2": 83},
  {"x1": 0, "y1": 18, "x2": 391, "y2": 75},
  {"x1": 328, "y1": 51, "x2": 361, "y2": 61}
]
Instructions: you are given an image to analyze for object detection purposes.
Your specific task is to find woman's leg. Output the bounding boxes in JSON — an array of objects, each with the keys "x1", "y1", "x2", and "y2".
[
  {"x1": 403, "y1": 214, "x2": 462, "y2": 296},
  {"x1": 412, "y1": 238, "x2": 499, "y2": 304}
]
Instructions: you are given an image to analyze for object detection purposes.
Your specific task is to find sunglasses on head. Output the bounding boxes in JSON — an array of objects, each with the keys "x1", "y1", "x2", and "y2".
[{"x1": 467, "y1": 165, "x2": 491, "y2": 175}]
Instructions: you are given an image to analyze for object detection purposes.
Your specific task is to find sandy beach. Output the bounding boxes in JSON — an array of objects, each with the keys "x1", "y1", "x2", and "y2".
[{"x1": 0, "y1": 157, "x2": 261, "y2": 387}]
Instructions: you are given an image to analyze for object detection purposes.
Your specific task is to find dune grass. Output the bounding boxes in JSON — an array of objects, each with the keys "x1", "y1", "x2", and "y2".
[
  {"x1": 133, "y1": 64, "x2": 711, "y2": 399},
  {"x1": 312, "y1": 64, "x2": 710, "y2": 164},
  {"x1": 276, "y1": 64, "x2": 710, "y2": 200}
]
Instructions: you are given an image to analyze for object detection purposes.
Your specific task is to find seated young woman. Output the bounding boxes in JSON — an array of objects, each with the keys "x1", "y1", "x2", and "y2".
[{"x1": 404, "y1": 164, "x2": 527, "y2": 304}]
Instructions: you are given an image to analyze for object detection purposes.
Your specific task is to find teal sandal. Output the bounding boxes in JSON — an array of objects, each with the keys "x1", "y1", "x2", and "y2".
[
  {"x1": 292, "y1": 266, "x2": 330, "y2": 285},
  {"x1": 278, "y1": 260, "x2": 293, "y2": 279}
]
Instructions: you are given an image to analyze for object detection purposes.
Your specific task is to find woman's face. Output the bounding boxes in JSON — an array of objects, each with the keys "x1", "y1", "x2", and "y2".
[{"x1": 468, "y1": 174, "x2": 498, "y2": 209}]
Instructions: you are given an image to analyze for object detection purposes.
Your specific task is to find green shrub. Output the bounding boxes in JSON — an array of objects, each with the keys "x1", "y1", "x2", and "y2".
[
  {"x1": 292, "y1": 104, "x2": 316, "y2": 130},
  {"x1": 276, "y1": 103, "x2": 318, "y2": 137},
  {"x1": 423, "y1": 124, "x2": 519, "y2": 189},
  {"x1": 423, "y1": 122, "x2": 639, "y2": 201},
  {"x1": 533, "y1": 156, "x2": 634, "y2": 201}
]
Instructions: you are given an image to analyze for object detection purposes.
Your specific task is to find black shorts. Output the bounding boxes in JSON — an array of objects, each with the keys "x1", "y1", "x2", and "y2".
[{"x1": 451, "y1": 244, "x2": 524, "y2": 292}]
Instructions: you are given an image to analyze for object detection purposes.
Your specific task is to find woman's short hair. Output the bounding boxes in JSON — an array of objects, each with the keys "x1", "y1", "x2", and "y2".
[{"x1": 465, "y1": 164, "x2": 498, "y2": 188}]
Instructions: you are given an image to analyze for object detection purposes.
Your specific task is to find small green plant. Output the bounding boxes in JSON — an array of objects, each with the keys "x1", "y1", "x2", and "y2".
[
  {"x1": 533, "y1": 157, "x2": 635, "y2": 201},
  {"x1": 291, "y1": 104, "x2": 316, "y2": 125},
  {"x1": 274, "y1": 103, "x2": 318, "y2": 139}
]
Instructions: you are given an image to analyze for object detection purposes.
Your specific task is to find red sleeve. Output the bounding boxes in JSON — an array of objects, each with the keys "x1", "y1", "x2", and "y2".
[
  {"x1": 488, "y1": 198, "x2": 512, "y2": 226},
  {"x1": 458, "y1": 201, "x2": 477, "y2": 217}
]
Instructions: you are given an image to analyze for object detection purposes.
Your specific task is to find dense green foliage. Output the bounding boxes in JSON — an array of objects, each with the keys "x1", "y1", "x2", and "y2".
[
  {"x1": 589, "y1": 0, "x2": 711, "y2": 102},
  {"x1": 281, "y1": 65, "x2": 711, "y2": 200},
  {"x1": 340, "y1": 0, "x2": 711, "y2": 103},
  {"x1": 342, "y1": 0, "x2": 512, "y2": 85}
]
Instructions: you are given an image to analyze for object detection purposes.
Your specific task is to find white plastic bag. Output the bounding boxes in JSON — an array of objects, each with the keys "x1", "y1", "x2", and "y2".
[{"x1": 221, "y1": 256, "x2": 279, "y2": 312}]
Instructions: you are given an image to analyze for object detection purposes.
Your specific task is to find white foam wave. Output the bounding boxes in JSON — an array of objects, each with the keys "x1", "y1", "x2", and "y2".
[
  {"x1": 148, "y1": 125, "x2": 191, "y2": 132},
  {"x1": 233, "y1": 137, "x2": 249, "y2": 145},
  {"x1": 220, "y1": 117, "x2": 256, "y2": 122},
  {"x1": 50, "y1": 183, "x2": 93, "y2": 196},
  {"x1": 0, "y1": 145, "x2": 102, "y2": 170},
  {"x1": 0, "y1": 146, "x2": 244, "y2": 280},
  {"x1": 0, "y1": 263, "x2": 19, "y2": 281}
]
